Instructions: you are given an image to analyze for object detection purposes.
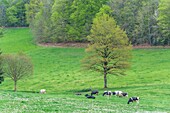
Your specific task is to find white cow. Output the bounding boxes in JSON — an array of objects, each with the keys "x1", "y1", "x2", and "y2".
[{"x1": 40, "y1": 89, "x2": 46, "y2": 94}]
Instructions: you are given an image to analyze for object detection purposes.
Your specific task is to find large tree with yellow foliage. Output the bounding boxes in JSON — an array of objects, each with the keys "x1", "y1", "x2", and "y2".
[{"x1": 82, "y1": 5, "x2": 132, "y2": 88}]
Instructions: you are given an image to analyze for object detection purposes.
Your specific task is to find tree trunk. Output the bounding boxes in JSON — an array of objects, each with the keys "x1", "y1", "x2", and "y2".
[
  {"x1": 104, "y1": 70, "x2": 107, "y2": 88},
  {"x1": 103, "y1": 53, "x2": 108, "y2": 88},
  {"x1": 14, "y1": 81, "x2": 17, "y2": 92}
]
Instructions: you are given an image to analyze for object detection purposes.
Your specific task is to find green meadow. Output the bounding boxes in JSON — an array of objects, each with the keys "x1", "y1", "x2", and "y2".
[{"x1": 0, "y1": 28, "x2": 170, "y2": 112}]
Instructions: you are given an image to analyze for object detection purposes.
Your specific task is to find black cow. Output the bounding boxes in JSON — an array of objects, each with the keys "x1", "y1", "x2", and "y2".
[
  {"x1": 91, "y1": 90, "x2": 99, "y2": 96},
  {"x1": 121, "y1": 92, "x2": 128, "y2": 97},
  {"x1": 85, "y1": 94, "x2": 95, "y2": 99}
]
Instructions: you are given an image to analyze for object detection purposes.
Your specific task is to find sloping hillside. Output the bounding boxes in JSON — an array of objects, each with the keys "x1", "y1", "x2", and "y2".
[{"x1": 0, "y1": 28, "x2": 170, "y2": 112}]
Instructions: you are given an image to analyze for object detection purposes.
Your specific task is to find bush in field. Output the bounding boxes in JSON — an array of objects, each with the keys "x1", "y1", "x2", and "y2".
[{"x1": 2, "y1": 53, "x2": 33, "y2": 91}]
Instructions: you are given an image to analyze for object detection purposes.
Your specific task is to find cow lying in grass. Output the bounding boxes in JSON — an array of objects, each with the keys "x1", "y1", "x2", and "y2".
[
  {"x1": 85, "y1": 94, "x2": 95, "y2": 99},
  {"x1": 127, "y1": 97, "x2": 140, "y2": 104}
]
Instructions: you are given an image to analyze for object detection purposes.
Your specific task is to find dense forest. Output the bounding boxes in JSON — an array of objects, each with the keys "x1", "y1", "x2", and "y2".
[{"x1": 0, "y1": 0, "x2": 169, "y2": 45}]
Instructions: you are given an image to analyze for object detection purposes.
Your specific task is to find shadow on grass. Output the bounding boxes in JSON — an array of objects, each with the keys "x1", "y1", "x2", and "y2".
[
  {"x1": 19, "y1": 90, "x2": 39, "y2": 93},
  {"x1": 67, "y1": 83, "x2": 170, "y2": 94},
  {"x1": 0, "y1": 89, "x2": 39, "y2": 94}
]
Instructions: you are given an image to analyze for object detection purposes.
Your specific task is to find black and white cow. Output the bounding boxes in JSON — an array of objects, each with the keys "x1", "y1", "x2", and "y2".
[
  {"x1": 112, "y1": 91, "x2": 128, "y2": 97},
  {"x1": 103, "y1": 91, "x2": 112, "y2": 97},
  {"x1": 112, "y1": 91, "x2": 123, "y2": 96},
  {"x1": 127, "y1": 97, "x2": 140, "y2": 104}
]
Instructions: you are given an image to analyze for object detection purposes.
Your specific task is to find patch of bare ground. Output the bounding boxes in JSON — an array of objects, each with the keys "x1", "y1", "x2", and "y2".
[
  {"x1": 38, "y1": 42, "x2": 170, "y2": 49},
  {"x1": 38, "y1": 42, "x2": 88, "y2": 48},
  {"x1": 133, "y1": 45, "x2": 170, "y2": 49}
]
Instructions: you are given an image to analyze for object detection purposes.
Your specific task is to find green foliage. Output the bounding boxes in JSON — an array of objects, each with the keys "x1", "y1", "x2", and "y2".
[
  {"x1": 108, "y1": 0, "x2": 160, "y2": 45},
  {"x1": 50, "y1": 0, "x2": 73, "y2": 42},
  {"x1": 25, "y1": 0, "x2": 42, "y2": 25},
  {"x1": 69, "y1": 0, "x2": 108, "y2": 41},
  {"x1": 83, "y1": 5, "x2": 132, "y2": 88},
  {"x1": 26, "y1": 0, "x2": 54, "y2": 43},
  {"x1": 25, "y1": 0, "x2": 108, "y2": 43},
  {"x1": 6, "y1": 5, "x2": 18, "y2": 25},
  {"x1": 0, "y1": 0, "x2": 169, "y2": 45},
  {"x1": 139, "y1": 0, "x2": 160, "y2": 45},
  {"x1": 0, "y1": 0, "x2": 29, "y2": 27},
  {"x1": 23, "y1": 0, "x2": 169, "y2": 45},
  {"x1": 158, "y1": 0, "x2": 170, "y2": 45}
]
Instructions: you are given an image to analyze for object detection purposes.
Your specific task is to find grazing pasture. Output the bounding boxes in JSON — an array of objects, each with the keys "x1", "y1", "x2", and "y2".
[{"x1": 0, "y1": 28, "x2": 170, "y2": 112}]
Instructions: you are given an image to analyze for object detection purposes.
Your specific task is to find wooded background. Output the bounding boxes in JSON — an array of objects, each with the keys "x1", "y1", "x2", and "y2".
[{"x1": 0, "y1": 0, "x2": 169, "y2": 45}]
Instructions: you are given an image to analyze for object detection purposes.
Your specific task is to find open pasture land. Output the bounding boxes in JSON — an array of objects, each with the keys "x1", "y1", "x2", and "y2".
[{"x1": 0, "y1": 28, "x2": 170, "y2": 112}]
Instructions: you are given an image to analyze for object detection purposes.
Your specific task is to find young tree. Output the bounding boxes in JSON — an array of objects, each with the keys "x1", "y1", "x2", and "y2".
[
  {"x1": 82, "y1": 5, "x2": 132, "y2": 88},
  {"x1": 2, "y1": 53, "x2": 33, "y2": 91}
]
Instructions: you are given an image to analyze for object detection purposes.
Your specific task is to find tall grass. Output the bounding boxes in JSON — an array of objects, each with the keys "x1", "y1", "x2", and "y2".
[{"x1": 0, "y1": 28, "x2": 170, "y2": 112}]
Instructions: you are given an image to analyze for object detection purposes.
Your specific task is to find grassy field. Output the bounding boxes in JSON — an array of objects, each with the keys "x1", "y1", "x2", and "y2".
[{"x1": 0, "y1": 28, "x2": 170, "y2": 112}]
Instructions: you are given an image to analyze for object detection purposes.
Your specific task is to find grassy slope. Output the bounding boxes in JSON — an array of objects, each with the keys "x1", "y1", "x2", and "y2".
[{"x1": 0, "y1": 28, "x2": 170, "y2": 112}]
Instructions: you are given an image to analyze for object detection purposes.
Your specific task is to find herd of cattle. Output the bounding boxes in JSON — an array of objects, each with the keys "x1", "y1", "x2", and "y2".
[
  {"x1": 40, "y1": 89, "x2": 140, "y2": 104},
  {"x1": 82, "y1": 90, "x2": 140, "y2": 104}
]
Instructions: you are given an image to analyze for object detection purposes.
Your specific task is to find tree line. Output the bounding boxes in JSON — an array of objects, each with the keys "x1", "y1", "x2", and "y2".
[
  {"x1": 0, "y1": 0, "x2": 169, "y2": 45},
  {"x1": 0, "y1": 0, "x2": 29, "y2": 27}
]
